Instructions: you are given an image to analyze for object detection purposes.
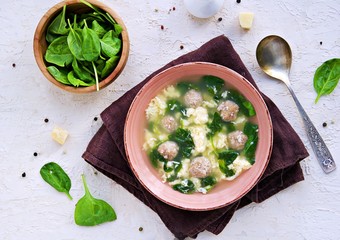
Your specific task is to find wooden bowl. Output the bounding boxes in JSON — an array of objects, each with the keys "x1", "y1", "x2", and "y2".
[
  {"x1": 124, "y1": 62, "x2": 273, "y2": 211},
  {"x1": 33, "y1": 0, "x2": 129, "y2": 93}
]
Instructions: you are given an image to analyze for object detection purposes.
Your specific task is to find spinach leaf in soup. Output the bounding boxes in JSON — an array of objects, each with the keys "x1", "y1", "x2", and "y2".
[
  {"x1": 218, "y1": 150, "x2": 238, "y2": 177},
  {"x1": 176, "y1": 81, "x2": 197, "y2": 94},
  {"x1": 202, "y1": 75, "x2": 225, "y2": 99},
  {"x1": 207, "y1": 112, "x2": 223, "y2": 137},
  {"x1": 166, "y1": 99, "x2": 187, "y2": 117},
  {"x1": 313, "y1": 58, "x2": 340, "y2": 103},
  {"x1": 40, "y1": 162, "x2": 72, "y2": 200},
  {"x1": 45, "y1": 36, "x2": 73, "y2": 67},
  {"x1": 173, "y1": 179, "x2": 195, "y2": 194},
  {"x1": 47, "y1": 66, "x2": 71, "y2": 85},
  {"x1": 75, "y1": 174, "x2": 117, "y2": 226},
  {"x1": 243, "y1": 122, "x2": 259, "y2": 165},
  {"x1": 218, "y1": 159, "x2": 236, "y2": 177},
  {"x1": 168, "y1": 128, "x2": 195, "y2": 158},
  {"x1": 226, "y1": 90, "x2": 256, "y2": 117},
  {"x1": 200, "y1": 176, "x2": 217, "y2": 188}
]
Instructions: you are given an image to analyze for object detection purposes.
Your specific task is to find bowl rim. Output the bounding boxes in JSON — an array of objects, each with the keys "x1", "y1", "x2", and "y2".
[
  {"x1": 124, "y1": 62, "x2": 273, "y2": 211},
  {"x1": 33, "y1": 0, "x2": 129, "y2": 93}
]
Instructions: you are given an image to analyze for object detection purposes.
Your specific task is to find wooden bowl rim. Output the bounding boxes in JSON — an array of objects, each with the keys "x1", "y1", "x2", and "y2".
[{"x1": 33, "y1": 0, "x2": 129, "y2": 93}]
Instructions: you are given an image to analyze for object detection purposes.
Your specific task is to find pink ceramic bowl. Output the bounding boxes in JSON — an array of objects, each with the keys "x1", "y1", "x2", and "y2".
[{"x1": 124, "y1": 62, "x2": 273, "y2": 211}]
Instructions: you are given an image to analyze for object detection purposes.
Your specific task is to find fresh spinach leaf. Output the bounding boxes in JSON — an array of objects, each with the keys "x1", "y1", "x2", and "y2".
[
  {"x1": 113, "y1": 23, "x2": 123, "y2": 35},
  {"x1": 47, "y1": 66, "x2": 71, "y2": 85},
  {"x1": 314, "y1": 58, "x2": 340, "y2": 103},
  {"x1": 67, "y1": 71, "x2": 94, "y2": 87},
  {"x1": 47, "y1": 5, "x2": 68, "y2": 36},
  {"x1": 45, "y1": 36, "x2": 73, "y2": 67},
  {"x1": 168, "y1": 128, "x2": 195, "y2": 158},
  {"x1": 100, "y1": 30, "x2": 121, "y2": 57},
  {"x1": 67, "y1": 19, "x2": 84, "y2": 61},
  {"x1": 243, "y1": 122, "x2": 259, "y2": 164},
  {"x1": 101, "y1": 56, "x2": 119, "y2": 79},
  {"x1": 79, "y1": 0, "x2": 116, "y2": 26},
  {"x1": 166, "y1": 99, "x2": 187, "y2": 117},
  {"x1": 40, "y1": 162, "x2": 72, "y2": 200},
  {"x1": 75, "y1": 174, "x2": 117, "y2": 226},
  {"x1": 91, "y1": 20, "x2": 107, "y2": 38},
  {"x1": 200, "y1": 176, "x2": 217, "y2": 188},
  {"x1": 82, "y1": 21, "x2": 101, "y2": 62},
  {"x1": 173, "y1": 179, "x2": 195, "y2": 194},
  {"x1": 72, "y1": 59, "x2": 94, "y2": 82},
  {"x1": 46, "y1": 32, "x2": 59, "y2": 44}
]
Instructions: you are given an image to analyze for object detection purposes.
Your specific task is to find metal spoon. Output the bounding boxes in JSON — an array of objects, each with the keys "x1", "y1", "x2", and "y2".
[{"x1": 256, "y1": 35, "x2": 336, "y2": 173}]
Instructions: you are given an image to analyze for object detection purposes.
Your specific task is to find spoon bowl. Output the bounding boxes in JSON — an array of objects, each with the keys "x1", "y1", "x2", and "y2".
[{"x1": 256, "y1": 35, "x2": 336, "y2": 173}]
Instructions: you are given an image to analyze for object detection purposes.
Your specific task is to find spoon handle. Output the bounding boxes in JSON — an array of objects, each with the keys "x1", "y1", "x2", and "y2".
[{"x1": 286, "y1": 84, "x2": 336, "y2": 173}]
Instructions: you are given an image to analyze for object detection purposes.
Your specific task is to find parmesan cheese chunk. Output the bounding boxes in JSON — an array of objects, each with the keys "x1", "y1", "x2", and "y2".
[
  {"x1": 239, "y1": 12, "x2": 254, "y2": 30},
  {"x1": 51, "y1": 126, "x2": 69, "y2": 145}
]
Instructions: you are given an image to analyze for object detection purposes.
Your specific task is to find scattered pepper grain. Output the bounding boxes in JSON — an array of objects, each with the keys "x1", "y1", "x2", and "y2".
[
  {"x1": 33, "y1": 152, "x2": 38, "y2": 157},
  {"x1": 44, "y1": 118, "x2": 49, "y2": 123},
  {"x1": 173, "y1": 7, "x2": 176, "y2": 11},
  {"x1": 94, "y1": 117, "x2": 98, "y2": 121},
  {"x1": 236, "y1": 0, "x2": 241, "y2": 3},
  {"x1": 218, "y1": 17, "x2": 223, "y2": 22},
  {"x1": 139, "y1": 227, "x2": 143, "y2": 232},
  {"x1": 322, "y1": 122, "x2": 327, "y2": 127},
  {"x1": 12, "y1": 63, "x2": 16, "y2": 68},
  {"x1": 161, "y1": 25, "x2": 164, "y2": 30},
  {"x1": 22, "y1": 172, "x2": 26, "y2": 177},
  {"x1": 320, "y1": 41, "x2": 323, "y2": 45},
  {"x1": 180, "y1": 45, "x2": 184, "y2": 50}
]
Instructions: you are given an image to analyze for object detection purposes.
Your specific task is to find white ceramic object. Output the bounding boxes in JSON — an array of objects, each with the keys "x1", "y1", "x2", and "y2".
[{"x1": 184, "y1": 0, "x2": 224, "y2": 18}]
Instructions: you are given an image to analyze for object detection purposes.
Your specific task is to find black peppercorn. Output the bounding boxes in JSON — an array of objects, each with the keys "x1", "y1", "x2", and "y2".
[
  {"x1": 236, "y1": 0, "x2": 241, "y2": 3},
  {"x1": 33, "y1": 152, "x2": 38, "y2": 157},
  {"x1": 322, "y1": 122, "x2": 327, "y2": 127},
  {"x1": 22, "y1": 172, "x2": 26, "y2": 177},
  {"x1": 180, "y1": 45, "x2": 184, "y2": 50},
  {"x1": 12, "y1": 63, "x2": 16, "y2": 68},
  {"x1": 161, "y1": 25, "x2": 164, "y2": 30},
  {"x1": 94, "y1": 117, "x2": 98, "y2": 121},
  {"x1": 44, "y1": 118, "x2": 49, "y2": 123},
  {"x1": 139, "y1": 227, "x2": 143, "y2": 232},
  {"x1": 320, "y1": 41, "x2": 323, "y2": 45},
  {"x1": 218, "y1": 17, "x2": 222, "y2": 22}
]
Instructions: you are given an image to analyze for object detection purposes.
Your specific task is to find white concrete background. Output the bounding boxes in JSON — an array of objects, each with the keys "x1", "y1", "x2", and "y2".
[{"x1": 0, "y1": 0, "x2": 339, "y2": 239}]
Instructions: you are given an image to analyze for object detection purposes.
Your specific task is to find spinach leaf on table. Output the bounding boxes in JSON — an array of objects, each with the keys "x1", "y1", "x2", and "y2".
[
  {"x1": 75, "y1": 174, "x2": 117, "y2": 226},
  {"x1": 47, "y1": 66, "x2": 71, "y2": 85},
  {"x1": 45, "y1": 36, "x2": 73, "y2": 67},
  {"x1": 314, "y1": 58, "x2": 340, "y2": 103},
  {"x1": 40, "y1": 162, "x2": 72, "y2": 200}
]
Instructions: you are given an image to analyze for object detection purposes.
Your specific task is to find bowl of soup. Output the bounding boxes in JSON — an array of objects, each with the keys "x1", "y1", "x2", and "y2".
[{"x1": 124, "y1": 62, "x2": 273, "y2": 211}]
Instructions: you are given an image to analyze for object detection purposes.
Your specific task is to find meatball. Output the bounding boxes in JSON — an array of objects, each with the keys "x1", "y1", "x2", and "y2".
[
  {"x1": 184, "y1": 89, "x2": 203, "y2": 108},
  {"x1": 157, "y1": 141, "x2": 179, "y2": 160},
  {"x1": 161, "y1": 115, "x2": 178, "y2": 133},
  {"x1": 189, "y1": 156, "x2": 211, "y2": 178},
  {"x1": 217, "y1": 100, "x2": 239, "y2": 122},
  {"x1": 227, "y1": 130, "x2": 248, "y2": 150}
]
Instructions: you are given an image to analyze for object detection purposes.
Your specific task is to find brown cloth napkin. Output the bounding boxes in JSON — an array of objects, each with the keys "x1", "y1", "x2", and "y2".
[{"x1": 82, "y1": 35, "x2": 309, "y2": 239}]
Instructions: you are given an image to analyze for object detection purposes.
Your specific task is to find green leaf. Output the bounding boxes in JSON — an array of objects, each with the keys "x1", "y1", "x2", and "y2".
[
  {"x1": 82, "y1": 21, "x2": 101, "y2": 62},
  {"x1": 40, "y1": 162, "x2": 72, "y2": 200},
  {"x1": 202, "y1": 75, "x2": 225, "y2": 99},
  {"x1": 218, "y1": 159, "x2": 235, "y2": 177},
  {"x1": 100, "y1": 30, "x2": 122, "y2": 57},
  {"x1": 45, "y1": 36, "x2": 73, "y2": 67},
  {"x1": 47, "y1": 5, "x2": 68, "y2": 35},
  {"x1": 218, "y1": 150, "x2": 239, "y2": 165},
  {"x1": 176, "y1": 81, "x2": 197, "y2": 94},
  {"x1": 67, "y1": 19, "x2": 84, "y2": 61},
  {"x1": 67, "y1": 71, "x2": 94, "y2": 87},
  {"x1": 226, "y1": 90, "x2": 256, "y2": 117},
  {"x1": 72, "y1": 58, "x2": 95, "y2": 82},
  {"x1": 314, "y1": 58, "x2": 340, "y2": 103},
  {"x1": 207, "y1": 112, "x2": 223, "y2": 137},
  {"x1": 101, "y1": 56, "x2": 119, "y2": 79},
  {"x1": 47, "y1": 66, "x2": 71, "y2": 85},
  {"x1": 173, "y1": 179, "x2": 195, "y2": 194},
  {"x1": 200, "y1": 176, "x2": 217, "y2": 188},
  {"x1": 75, "y1": 174, "x2": 117, "y2": 226},
  {"x1": 243, "y1": 122, "x2": 259, "y2": 164},
  {"x1": 91, "y1": 20, "x2": 107, "y2": 38},
  {"x1": 79, "y1": 0, "x2": 116, "y2": 26},
  {"x1": 166, "y1": 99, "x2": 187, "y2": 117},
  {"x1": 168, "y1": 128, "x2": 195, "y2": 158}
]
